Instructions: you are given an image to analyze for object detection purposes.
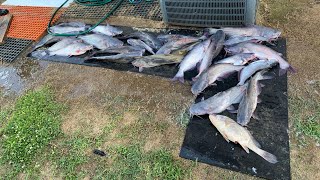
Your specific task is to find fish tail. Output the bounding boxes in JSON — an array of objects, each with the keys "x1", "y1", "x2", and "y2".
[
  {"x1": 250, "y1": 146, "x2": 278, "y2": 164},
  {"x1": 192, "y1": 77, "x2": 198, "y2": 82},
  {"x1": 279, "y1": 64, "x2": 297, "y2": 76},
  {"x1": 192, "y1": 73, "x2": 201, "y2": 82},
  {"x1": 288, "y1": 65, "x2": 297, "y2": 73},
  {"x1": 237, "y1": 81, "x2": 244, "y2": 86},
  {"x1": 30, "y1": 50, "x2": 48, "y2": 58},
  {"x1": 236, "y1": 116, "x2": 249, "y2": 126},
  {"x1": 262, "y1": 75, "x2": 274, "y2": 80},
  {"x1": 172, "y1": 71, "x2": 185, "y2": 83},
  {"x1": 204, "y1": 28, "x2": 218, "y2": 36}
]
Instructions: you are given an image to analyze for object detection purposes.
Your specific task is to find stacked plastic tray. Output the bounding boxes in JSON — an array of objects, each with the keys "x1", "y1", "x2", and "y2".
[{"x1": 160, "y1": 0, "x2": 257, "y2": 27}]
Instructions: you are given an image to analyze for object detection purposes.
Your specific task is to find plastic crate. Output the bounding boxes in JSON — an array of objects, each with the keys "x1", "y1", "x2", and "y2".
[
  {"x1": 160, "y1": 0, "x2": 257, "y2": 27},
  {"x1": 0, "y1": 6, "x2": 65, "y2": 40}
]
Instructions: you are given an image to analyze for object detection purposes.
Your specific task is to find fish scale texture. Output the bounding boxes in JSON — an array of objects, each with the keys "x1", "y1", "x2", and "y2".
[{"x1": 0, "y1": 6, "x2": 65, "y2": 40}]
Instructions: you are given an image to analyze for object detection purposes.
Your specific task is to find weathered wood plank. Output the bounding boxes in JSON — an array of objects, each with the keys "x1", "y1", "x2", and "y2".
[{"x1": 0, "y1": 14, "x2": 13, "y2": 44}]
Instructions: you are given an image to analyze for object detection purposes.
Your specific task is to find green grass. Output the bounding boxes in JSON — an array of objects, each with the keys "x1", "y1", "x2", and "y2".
[
  {"x1": 176, "y1": 110, "x2": 190, "y2": 127},
  {"x1": 0, "y1": 90, "x2": 190, "y2": 179},
  {"x1": 52, "y1": 136, "x2": 91, "y2": 179},
  {"x1": 95, "y1": 145, "x2": 187, "y2": 180},
  {"x1": 0, "y1": 88, "x2": 64, "y2": 178},
  {"x1": 290, "y1": 94, "x2": 320, "y2": 144},
  {"x1": 0, "y1": 108, "x2": 12, "y2": 134}
]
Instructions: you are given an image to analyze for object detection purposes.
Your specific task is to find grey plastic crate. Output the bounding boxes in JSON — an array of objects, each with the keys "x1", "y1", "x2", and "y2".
[{"x1": 160, "y1": 0, "x2": 257, "y2": 27}]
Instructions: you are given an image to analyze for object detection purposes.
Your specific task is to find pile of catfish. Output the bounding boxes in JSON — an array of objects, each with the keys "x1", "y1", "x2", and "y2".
[
  {"x1": 32, "y1": 22, "x2": 295, "y2": 164},
  {"x1": 31, "y1": 22, "x2": 190, "y2": 71}
]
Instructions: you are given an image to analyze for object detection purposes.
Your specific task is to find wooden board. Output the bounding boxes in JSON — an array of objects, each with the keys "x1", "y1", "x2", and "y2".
[{"x1": 0, "y1": 14, "x2": 13, "y2": 44}]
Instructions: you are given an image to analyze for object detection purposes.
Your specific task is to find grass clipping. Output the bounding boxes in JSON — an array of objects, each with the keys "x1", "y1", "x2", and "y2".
[{"x1": 0, "y1": 88, "x2": 63, "y2": 170}]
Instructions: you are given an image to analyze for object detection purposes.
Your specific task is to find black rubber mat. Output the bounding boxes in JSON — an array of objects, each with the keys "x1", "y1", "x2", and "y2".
[
  {"x1": 0, "y1": 38, "x2": 32, "y2": 62},
  {"x1": 180, "y1": 40, "x2": 290, "y2": 180},
  {"x1": 62, "y1": 0, "x2": 162, "y2": 21},
  {"x1": 28, "y1": 26, "x2": 290, "y2": 178}
]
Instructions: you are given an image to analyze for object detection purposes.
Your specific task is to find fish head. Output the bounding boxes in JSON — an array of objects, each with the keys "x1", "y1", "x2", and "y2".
[
  {"x1": 209, "y1": 115, "x2": 228, "y2": 127},
  {"x1": 110, "y1": 29, "x2": 123, "y2": 36},
  {"x1": 191, "y1": 75, "x2": 209, "y2": 95},
  {"x1": 189, "y1": 103, "x2": 207, "y2": 116},
  {"x1": 212, "y1": 30, "x2": 226, "y2": 41},
  {"x1": 131, "y1": 60, "x2": 145, "y2": 67},
  {"x1": 242, "y1": 53, "x2": 256, "y2": 61},
  {"x1": 75, "y1": 45, "x2": 93, "y2": 55},
  {"x1": 224, "y1": 45, "x2": 245, "y2": 55},
  {"x1": 85, "y1": 45, "x2": 94, "y2": 51},
  {"x1": 261, "y1": 28, "x2": 281, "y2": 41}
]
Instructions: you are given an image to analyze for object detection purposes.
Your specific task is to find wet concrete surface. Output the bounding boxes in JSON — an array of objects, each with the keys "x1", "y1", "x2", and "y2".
[{"x1": 0, "y1": 57, "x2": 49, "y2": 96}]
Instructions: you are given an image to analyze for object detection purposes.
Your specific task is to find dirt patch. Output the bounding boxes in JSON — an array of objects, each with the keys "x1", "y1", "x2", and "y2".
[
  {"x1": 258, "y1": 2, "x2": 320, "y2": 180},
  {"x1": 61, "y1": 105, "x2": 110, "y2": 136},
  {"x1": 259, "y1": 1, "x2": 320, "y2": 85},
  {"x1": 39, "y1": 162, "x2": 63, "y2": 180},
  {"x1": 17, "y1": 173, "x2": 26, "y2": 180},
  {"x1": 82, "y1": 176, "x2": 90, "y2": 180},
  {"x1": 103, "y1": 128, "x2": 130, "y2": 147},
  {"x1": 60, "y1": 16, "x2": 166, "y2": 30},
  {"x1": 42, "y1": 63, "x2": 194, "y2": 124},
  {"x1": 290, "y1": 140, "x2": 320, "y2": 180},
  {"x1": 188, "y1": 163, "x2": 259, "y2": 180},
  {"x1": 77, "y1": 161, "x2": 98, "y2": 178},
  {"x1": 122, "y1": 112, "x2": 138, "y2": 126},
  {"x1": 144, "y1": 134, "x2": 163, "y2": 152}
]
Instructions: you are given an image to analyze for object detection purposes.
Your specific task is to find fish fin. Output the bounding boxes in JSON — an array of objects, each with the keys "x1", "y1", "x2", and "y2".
[
  {"x1": 192, "y1": 76, "x2": 199, "y2": 82},
  {"x1": 204, "y1": 28, "x2": 218, "y2": 35},
  {"x1": 288, "y1": 65, "x2": 297, "y2": 74},
  {"x1": 228, "y1": 109, "x2": 238, "y2": 114},
  {"x1": 216, "y1": 77, "x2": 224, "y2": 81},
  {"x1": 31, "y1": 50, "x2": 48, "y2": 58},
  {"x1": 270, "y1": 42, "x2": 276, "y2": 46},
  {"x1": 221, "y1": 133, "x2": 230, "y2": 143},
  {"x1": 262, "y1": 75, "x2": 274, "y2": 80},
  {"x1": 208, "y1": 83, "x2": 217, "y2": 87},
  {"x1": 260, "y1": 83, "x2": 265, "y2": 88},
  {"x1": 172, "y1": 76, "x2": 185, "y2": 83},
  {"x1": 237, "y1": 117, "x2": 249, "y2": 126},
  {"x1": 138, "y1": 67, "x2": 144, "y2": 72},
  {"x1": 257, "y1": 97, "x2": 262, "y2": 103},
  {"x1": 227, "y1": 105, "x2": 235, "y2": 111},
  {"x1": 172, "y1": 71, "x2": 185, "y2": 83},
  {"x1": 238, "y1": 69, "x2": 242, "y2": 81},
  {"x1": 252, "y1": 111, "x2": 260, "y2": 120},
  {"x1": 251, "y1": 146, "x2": 278, "y2": 164},
  {"x1": 257, "y1": 82, "x2": 262, "y2": 94},
  {"x1": 240, "y1": 144, "x2": 250, "y2": 153},
  {"x1": 250, "y1": 136, "x2": 262, "y2": 148},
  {"x1": 196, "y1": 61, "x2": 202, "y2": 71},
  {"x1": 221, "y1": 71, "x2": 236, "y2": 79},
  {"x1": 278, "y1": 68, "x2": 287, "y2": 76},
  {"x1": 266, "y1": 41, "x2": 276, "y2": 46},
  {"x1": 237, "y1": 81, "x2": 244, "y2": 86}
]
